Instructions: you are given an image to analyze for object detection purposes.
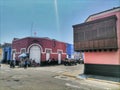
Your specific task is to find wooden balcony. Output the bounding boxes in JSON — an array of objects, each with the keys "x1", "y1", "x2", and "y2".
[{"x1": 73, "y1": 15, "x2": 118, "y2": 52}]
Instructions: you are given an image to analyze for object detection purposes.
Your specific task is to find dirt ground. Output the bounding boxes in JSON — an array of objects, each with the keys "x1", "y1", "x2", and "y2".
[{"x1": 0, "y1": 64, "x2": 119, "y2": 90}]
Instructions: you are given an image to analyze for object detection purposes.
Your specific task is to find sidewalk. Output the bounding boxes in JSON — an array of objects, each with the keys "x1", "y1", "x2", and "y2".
[{"x1": 62, "y1": 70, "x2": 120, "y2": 85}]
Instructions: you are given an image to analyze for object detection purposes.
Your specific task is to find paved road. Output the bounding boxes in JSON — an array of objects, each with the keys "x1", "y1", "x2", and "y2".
[{"x1": 0, "y1": 64, "x2": 119, "y2": 90}]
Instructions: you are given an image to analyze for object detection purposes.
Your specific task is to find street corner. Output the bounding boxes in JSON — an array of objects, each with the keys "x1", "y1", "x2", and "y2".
[
  {"x1": 86, "y1": 76, "x2": 120, "y2": 85},
  {"x1": 76, "y1": 74, "x2": 120, "y2": 85},
  {"x1": 62, "y1": 71, "x2": 120, "y2": 86}
]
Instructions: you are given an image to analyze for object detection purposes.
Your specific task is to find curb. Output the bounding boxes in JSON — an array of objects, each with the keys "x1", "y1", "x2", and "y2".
[
  {"x1": 62, "y1": 73, "x2": 120, "y2": 85},
  {"x1": 62, "y1": 73, "x2": 77, "y2": 78},
  {"x1": 87, "y1": 78, "x2": 120, "y2": 85}
]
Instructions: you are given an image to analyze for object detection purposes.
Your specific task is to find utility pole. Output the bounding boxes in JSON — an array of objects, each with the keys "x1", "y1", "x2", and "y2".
[{"x1": 31, "y1": 22, "x2": 33, "y2": 37}]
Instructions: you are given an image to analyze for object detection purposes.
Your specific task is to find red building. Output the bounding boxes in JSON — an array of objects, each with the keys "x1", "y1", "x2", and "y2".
[
  {"x1": 12, "y1": 37, "x2": 66, "y2": 65},
  {"x1": 73, "y1": 7, "x2": 120, "y2": 77}
]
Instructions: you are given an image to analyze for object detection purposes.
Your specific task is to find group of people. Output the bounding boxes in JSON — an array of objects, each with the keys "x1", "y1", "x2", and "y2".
[
  {"x1": 19, "y1": 58, "x2": 39, "y2": 68},
  {"x1": 9, "y1": 57, "x2": 39, "y2": 69}
]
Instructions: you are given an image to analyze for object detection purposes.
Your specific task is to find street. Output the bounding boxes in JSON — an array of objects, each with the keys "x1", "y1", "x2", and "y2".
[{"x1": 0, "y1": 64, "x2": 119, "y2": 90}]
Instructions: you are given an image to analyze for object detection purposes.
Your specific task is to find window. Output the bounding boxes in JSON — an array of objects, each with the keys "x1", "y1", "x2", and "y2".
[
  {"x1": 46, "y1": 49, "x2": 51, "y2": 53},
  {"x1": 12, "y1": 49, "x2": 16, "y2": 54},
  {"x1": 21, "y1": 48, "x2": 26, "y2": 53},
  {"x1": 58, "y1": 51, "x2": 62, "y2": 54}
]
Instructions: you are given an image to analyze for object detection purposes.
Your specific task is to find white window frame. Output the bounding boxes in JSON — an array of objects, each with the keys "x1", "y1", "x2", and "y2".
[
  {"x1": 57, "y1": 49, "x2": 63, "y2": 54},
  {"x1": 12, "y1": 49, "x2": 16, "y2": 53},
  {"x1": 20, "y1": 48, "x2": 26, "y2": 54},
  {"x1": 45, "y1": 48, "x2": 52, "y2": 53}
]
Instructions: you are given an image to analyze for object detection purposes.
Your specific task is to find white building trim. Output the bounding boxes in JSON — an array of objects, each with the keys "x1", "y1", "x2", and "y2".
[
  {"x1": 12, "y1": 49, "x2": 16, "y2": 52},
  {"x1": 45, "y1": 48, "x2": 52, "y2": 53},
  {"x1": 62, "y1": 53, "x2": 67, "y2": 54},
  {"x1": 86, "y1": 8, "x2": 120, "y2": 22},
  {"x1": 27, "y1": 43, "x2": 43, "y2": 53}
]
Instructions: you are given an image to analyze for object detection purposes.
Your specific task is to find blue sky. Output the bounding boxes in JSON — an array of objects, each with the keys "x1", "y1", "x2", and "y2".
[{"x1": 0, "y1": 0, "x2": 120, "y2": 44}]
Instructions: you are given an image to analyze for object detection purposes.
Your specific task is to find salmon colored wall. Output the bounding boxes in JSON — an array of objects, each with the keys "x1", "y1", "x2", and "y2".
[
  {"x1": 85, "y1": 10, "x2": 120, "y2": 65},
  {"x1": 84, "y1": 50, "x2": 120, "y2": 65}
]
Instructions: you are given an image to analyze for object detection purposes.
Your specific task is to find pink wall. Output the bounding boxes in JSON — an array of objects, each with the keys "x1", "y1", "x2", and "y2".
[
  {"x1": 85, "y1": 10, "x2": 120, "y2": 65},
  {"x1": 84, "y1": 50, "x2": 120, "y2": 65}
]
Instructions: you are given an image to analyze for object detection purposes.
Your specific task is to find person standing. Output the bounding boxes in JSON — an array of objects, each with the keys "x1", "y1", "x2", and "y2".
[
  {"x1": 10, "y1": 60, "x2": 15, "y2": 68},
  {"x1": 0, "y1": 61, "x2": 1, "y2": 69},
  {"x1": 24, "y1": 59, "x2": 28, "y2": 69}
]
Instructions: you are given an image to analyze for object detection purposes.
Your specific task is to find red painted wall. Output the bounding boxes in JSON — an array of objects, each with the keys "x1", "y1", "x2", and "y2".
[
  {"x1": 84, "y1": 10, "x2": 120, "y2": 65},
  {"x1": 12, "y1": 37, "x2": 66, "y2": 62},
  {"x1": 41, "y1": 53, "x2": 46, "y2": 61}
]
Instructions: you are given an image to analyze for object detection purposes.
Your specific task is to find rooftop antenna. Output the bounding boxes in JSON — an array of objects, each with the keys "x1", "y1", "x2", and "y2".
[{"x1": 34, "y1": 32, "x2": 37, "y2": 37}]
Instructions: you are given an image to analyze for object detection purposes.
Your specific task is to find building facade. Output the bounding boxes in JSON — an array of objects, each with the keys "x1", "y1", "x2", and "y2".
[
  {"x1": 12, "y1": 37, "x2": 66, "y2": 65},
  {"x1": 2, "y1": 43, "x2": 12, "y2": 63},
  {"x1": 66, "y1": 43, "x2": 74, "y2": 59},
  {"x1": 73, "y1": 7, "x2": 120, "y2": 77},
  {"x1": 66, "y1": 43, "x2": 84, "y2": 60}
]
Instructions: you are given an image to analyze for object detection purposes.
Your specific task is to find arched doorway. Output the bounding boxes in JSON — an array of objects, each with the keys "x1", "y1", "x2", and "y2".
[{"x1": 29, "y1": 45, "x2": 41, "y2": 64}]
